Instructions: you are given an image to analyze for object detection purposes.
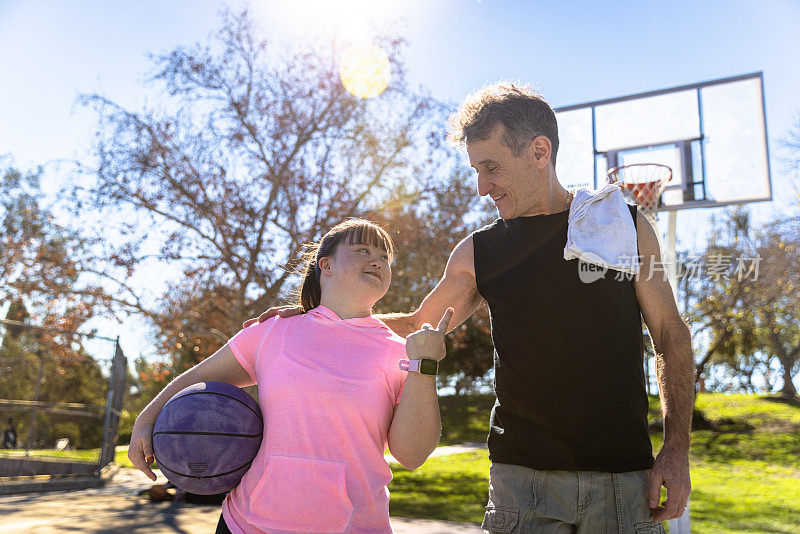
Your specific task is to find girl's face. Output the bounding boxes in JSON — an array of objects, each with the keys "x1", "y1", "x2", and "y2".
[{"x1": 319, "y1": 240, "x2": 392, "y2": 305}]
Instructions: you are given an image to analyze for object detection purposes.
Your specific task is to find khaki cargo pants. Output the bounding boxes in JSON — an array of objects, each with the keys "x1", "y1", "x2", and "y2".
[{"x1": 481, "y1": 463, "x2": 666, "y2": 534}]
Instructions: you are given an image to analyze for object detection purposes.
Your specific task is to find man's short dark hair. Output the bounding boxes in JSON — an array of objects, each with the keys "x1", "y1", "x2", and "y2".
[{"x1": 448, "y1": 82, "x2": 559, "y2": 166}]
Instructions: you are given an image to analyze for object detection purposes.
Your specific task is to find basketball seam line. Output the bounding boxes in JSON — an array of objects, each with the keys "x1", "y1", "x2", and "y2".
[
  {"x1": 153, "y1": 431, "x2": 262, "y2": 437},
  {"x1": 154, "y1": 455, "x2": 257, "y2": 480},
  {"x1": 164, "y1": 390, "x2": 264, "y2": 423}
]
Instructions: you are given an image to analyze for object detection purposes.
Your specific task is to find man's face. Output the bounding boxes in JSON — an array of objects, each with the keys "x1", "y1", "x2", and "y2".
[{"x1": 466, "y1": 124, "x2": 541, "y2": 219}]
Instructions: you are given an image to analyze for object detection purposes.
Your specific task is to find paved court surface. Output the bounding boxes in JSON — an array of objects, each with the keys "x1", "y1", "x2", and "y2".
[{"x1": 1, "y1": 467, "x2": 484, "y2": 533}]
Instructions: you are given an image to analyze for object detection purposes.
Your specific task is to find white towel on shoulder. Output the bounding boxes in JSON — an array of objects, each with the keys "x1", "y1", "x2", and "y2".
[{"x1": 563, "y1": 183, "x2": 640, "y2": 274}]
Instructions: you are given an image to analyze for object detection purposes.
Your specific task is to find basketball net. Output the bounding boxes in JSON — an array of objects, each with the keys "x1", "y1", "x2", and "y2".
[{"x1": 606, "y1": 164, "x2": 673, "y2": 220}]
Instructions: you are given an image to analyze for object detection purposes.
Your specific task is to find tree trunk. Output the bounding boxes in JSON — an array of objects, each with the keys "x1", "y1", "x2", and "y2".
[
  {"x1": 779, "y1": 356, "x2": 798, "y2": 398},
  {"x1": 695, "y1": 328, "x2": 732, "y2": 383},
  {"x1": 767, "y1": 314, "x2": 799, "y2": 399}
]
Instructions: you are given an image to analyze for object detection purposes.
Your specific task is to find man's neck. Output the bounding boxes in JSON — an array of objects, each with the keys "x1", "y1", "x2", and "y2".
[{"x1": 519, "y1": 183, "x2": 570, "y2": 217}]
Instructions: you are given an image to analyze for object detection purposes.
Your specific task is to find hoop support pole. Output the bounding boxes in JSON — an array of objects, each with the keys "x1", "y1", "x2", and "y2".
[{"x1": 664, "y1": 209, "x2": 691, "y2": 532}]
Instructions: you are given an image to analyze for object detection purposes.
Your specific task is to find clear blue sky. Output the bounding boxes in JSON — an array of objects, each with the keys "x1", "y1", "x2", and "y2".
[{"x1": 1, "y1": 0, "x2": 799, "y2": 385}]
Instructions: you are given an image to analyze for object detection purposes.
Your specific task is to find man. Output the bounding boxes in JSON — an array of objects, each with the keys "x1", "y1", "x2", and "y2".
[{"x1": 249, "y1": 83, "x2": 693, "y2": 532}]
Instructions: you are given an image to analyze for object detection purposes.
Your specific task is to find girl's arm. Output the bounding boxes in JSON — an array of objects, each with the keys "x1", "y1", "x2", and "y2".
[
  {"x1": 387, "y1": 372, "x2": 440, "y2": 470},
  {"x1": 128, "y1": 343, "x2": 253, "y2": 480},
  {"x1": 386, "y1": 308, "x2": 453, "y2": 470}
]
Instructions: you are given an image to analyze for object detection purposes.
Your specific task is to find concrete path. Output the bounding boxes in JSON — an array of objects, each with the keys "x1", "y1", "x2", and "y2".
[{"x1": 2, "y1": 445, "x2": 487, "y2": 533}]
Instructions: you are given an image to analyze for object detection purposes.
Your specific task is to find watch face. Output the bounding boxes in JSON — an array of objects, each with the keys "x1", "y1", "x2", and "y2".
[{"x1": 419, "y1": 359, "x2": 438, "y2": 375}]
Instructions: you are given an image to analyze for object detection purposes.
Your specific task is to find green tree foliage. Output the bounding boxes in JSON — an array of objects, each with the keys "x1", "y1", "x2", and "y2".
[
  {"x1": 754, "y1": 217, "x2": 800, "y2": 397},
  {"x1": 681, "y1": 207, "x2": 799, "y2": 397},
  {"x1": 0, "y1": 303, "x2": 108, "y2": 449},
  {"x1": 682, "y1": 209, "x2": 767, "y2": 392},
  {"x1": 0, "y1": 301, "x2": 38, "y2": 401}
]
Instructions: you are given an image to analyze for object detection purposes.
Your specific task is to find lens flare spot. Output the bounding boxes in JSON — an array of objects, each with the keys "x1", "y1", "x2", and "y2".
[{"x1": 339, "y1": 44, "x2": 390, "y2": 99}]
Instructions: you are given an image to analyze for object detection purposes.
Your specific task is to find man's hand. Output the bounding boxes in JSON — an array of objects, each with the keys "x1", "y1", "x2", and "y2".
[
  {"x1": 404, "y1": 307, "x2": 453, "y2": 362},
  {"x1": 242, "y1": 305, "x2": 302, "y2": 328},
  {"x1": 648, "y1": 445, "x2": 691, "y2": 522}
]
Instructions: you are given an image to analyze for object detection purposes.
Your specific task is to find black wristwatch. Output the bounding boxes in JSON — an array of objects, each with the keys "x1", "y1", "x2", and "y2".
[{"x1": 399, "y1": 358, "x2": 438, "y2": 376}]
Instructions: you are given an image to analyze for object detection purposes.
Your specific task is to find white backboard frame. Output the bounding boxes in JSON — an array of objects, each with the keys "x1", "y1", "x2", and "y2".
[{"x1": 554, "y1": 72, "x2": 772, "y2": 212}]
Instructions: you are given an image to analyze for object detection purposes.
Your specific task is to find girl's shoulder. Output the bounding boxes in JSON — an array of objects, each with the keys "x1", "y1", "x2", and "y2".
[
  {"x1": 365, "y1": 319, "x2": 405, "y2": 345},
  {"x1": 372, "y1": 326, "x2": 408, "y2": 364}
]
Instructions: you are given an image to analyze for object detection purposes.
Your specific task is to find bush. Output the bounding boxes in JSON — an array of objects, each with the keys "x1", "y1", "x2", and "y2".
[{"x1": 118, "y1": 410, "x2": 135, "y2": 445}]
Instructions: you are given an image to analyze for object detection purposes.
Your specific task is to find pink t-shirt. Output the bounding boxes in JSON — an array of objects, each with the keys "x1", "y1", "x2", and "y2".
[{"x1": 221, "y1": 305, "x2": 408, "y2": 533}]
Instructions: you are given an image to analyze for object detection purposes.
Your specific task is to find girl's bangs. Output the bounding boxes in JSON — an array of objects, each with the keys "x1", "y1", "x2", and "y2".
[{"x1": 343, "y1": 223, "x2": 394, "y2": 260}]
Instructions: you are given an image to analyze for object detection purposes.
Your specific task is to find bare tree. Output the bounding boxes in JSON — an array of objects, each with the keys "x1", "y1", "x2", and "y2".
[
  {"x1": 780, "y1": 112, "x2": 800, "y2": 196},
  {"x1": 68, "y1": 8, "x2": 452, "y2": 347},
  {"x1": 1, "y1": 163, "x2": 109, "y2": 344}
]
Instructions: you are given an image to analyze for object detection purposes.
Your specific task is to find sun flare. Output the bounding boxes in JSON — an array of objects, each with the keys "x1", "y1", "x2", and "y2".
[
  {"x1": 339, "y1": 44, "x2": 391, "y2": 99},
  {"x1": 254, "y1": 0, "x2": 414, "y2": 99}
]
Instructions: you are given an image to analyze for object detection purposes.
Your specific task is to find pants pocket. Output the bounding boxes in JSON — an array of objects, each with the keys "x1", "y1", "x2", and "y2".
[
  {"x1": 250, "y1": 455, "x2": 353, "y2": 533},
  {"x1": 634, "y1": 521, "x2": 666, "y2": 533},
  {"x1": 481, "y1": 506, "x2": 519, "y2": 533}
]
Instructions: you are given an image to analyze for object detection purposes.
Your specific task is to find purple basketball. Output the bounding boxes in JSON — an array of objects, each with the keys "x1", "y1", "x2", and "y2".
[{"x1": 152, "y1": 381, "x2": 263, "y2": 495}]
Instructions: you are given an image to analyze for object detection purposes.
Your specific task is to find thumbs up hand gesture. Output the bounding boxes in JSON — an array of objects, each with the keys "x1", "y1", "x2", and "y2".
[{"x1": 404, "y1": 307, "x2": 454, "y2": 362}]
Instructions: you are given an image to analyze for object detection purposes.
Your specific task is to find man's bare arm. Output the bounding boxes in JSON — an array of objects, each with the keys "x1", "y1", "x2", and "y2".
[
  {"x1": 379, "y1": 236, "x2": 483, "y2": 337},
  {"x1": 245, "y1": 237, "x2": 484, "y2": 336},
  {"x1": 634, "y1": 211, "x2": 693, "y2": 521},
  {"x1": 634, "y1": 212, "x2": 694, "y2": 450}
]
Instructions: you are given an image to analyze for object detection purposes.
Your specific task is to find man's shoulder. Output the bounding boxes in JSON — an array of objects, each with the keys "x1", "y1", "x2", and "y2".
[
  {"x1": 471, "y1": 218, "x2": 503, "y2": 236},
  {"x1": 448, "y1": 233, "x2": 477, "y2": 269},
  {"x1": 625, "y1": 203, "x2": 639, "y2": 226},
  {"x1": 468, "y1": 219, "x2": 507, "y2": 254}
]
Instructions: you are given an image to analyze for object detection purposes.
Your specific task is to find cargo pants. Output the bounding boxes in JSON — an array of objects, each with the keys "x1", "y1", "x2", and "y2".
[{"x1": 481, "y1": 463, "x2": 666, "y2": 534}]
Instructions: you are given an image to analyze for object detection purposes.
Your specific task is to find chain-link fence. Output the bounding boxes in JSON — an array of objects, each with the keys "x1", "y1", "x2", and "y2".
[{"x1": 0, "y1": 319, "x2": 126, "y2": 481}]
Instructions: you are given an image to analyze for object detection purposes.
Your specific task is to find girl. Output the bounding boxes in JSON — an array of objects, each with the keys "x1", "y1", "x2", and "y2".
[{"x1": 129, "y1": 219, "x2": 452, "y2": 533}]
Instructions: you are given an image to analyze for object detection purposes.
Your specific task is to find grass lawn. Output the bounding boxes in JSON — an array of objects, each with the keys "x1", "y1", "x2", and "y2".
[
  {"x1": 0, "y1": 447, "x2": 150, "y2": 470},
  {"x1": 0, "y1": 448, "x2": 100, "y2": 462},
  {"x1": 113, "y1": 447, "x2": 161, "y2": 470},
  {"x1": 389, "y1": 393, "x2": 800, "y2": 533},
  {"x1": 390, "y1": 450, "x2": 489, "y2": 522}
]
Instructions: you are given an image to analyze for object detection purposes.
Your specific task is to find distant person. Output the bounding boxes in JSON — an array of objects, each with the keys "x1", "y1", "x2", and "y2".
[
  {"x1": 129, "y1": 219, "x2": 453, "y2": 533},
  {"x1": 250, "y1": 83, "x2": 694, "y2": 532},
  {"x1": 2, "y1": 418, "x2": 17, "y2": 449}
]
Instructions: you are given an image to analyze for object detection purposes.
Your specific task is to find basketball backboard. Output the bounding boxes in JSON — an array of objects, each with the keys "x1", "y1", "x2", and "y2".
[{"x1": 554, "y1": 72, "x2": 772, "y2": 212}]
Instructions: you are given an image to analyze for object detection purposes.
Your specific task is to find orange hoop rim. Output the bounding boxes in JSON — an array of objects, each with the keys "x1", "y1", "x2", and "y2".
[{"x1": 607, "y1": 163, "x2": 673, "y2": 213}]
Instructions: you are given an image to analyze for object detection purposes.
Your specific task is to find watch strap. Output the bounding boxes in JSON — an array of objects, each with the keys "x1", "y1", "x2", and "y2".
[
  {"x1": 399, "y1": 359, "x2": 419, "y2": 372},
  {"x1": 398, "y1": 358, "x2": 438, "y2": 375}
]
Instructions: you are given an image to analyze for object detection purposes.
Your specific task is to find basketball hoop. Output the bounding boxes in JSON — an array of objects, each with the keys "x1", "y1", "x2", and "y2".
[{"x1": 607, "y1": 164, "x2": 672, "y2": 218}]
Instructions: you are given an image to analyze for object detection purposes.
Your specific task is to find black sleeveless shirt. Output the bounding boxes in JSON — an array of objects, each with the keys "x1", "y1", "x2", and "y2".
[{"x1": 472, "y1": 203, "x2": 653, "y2": 473}]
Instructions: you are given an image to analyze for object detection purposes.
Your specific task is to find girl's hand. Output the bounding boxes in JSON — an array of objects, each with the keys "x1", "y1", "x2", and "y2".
[
  {"x1": 404, "y1": 307, "x2": 453, "y2": 362},
  {"x1": 128, "y1": 415, "x2": 158, "y2": 481}
]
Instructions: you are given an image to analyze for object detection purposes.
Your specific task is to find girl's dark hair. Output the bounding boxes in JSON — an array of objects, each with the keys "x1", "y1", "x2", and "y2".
[{"x1": 294, "y1": 219, "x2": 395, "y2": 312}]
